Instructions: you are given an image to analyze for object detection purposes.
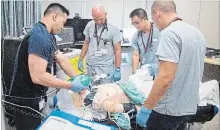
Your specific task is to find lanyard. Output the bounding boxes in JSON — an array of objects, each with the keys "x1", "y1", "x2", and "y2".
[
  {"x1": 140, "y1": 23, "x2": 153, "y2": 54},
  {"x1": 168, "y1": 17, "x2": 182, "y2": 26},
  {"x1": 51, "y1": 35, "x2": 58, "y2": 51},
  {"x1": 94, "y1": 24, "x2": 106, "y2": 49}
]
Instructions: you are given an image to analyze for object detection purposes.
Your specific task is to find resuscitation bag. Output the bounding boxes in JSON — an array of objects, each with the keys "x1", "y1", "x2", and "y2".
[{"x1": 69, "y1": 74, "x2": 93, "y2": 87}]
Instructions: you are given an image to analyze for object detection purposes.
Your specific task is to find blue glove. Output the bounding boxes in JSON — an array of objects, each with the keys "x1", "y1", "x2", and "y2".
[
  {"x1": 111, "y1": 68, "x2": 121, "y2": 82},
  {"x1": 53, "y1": 96, "x2": 58, "y2": 107},
  {"x1": 70, "y1": 78, "x2": 87, "y2": 93},
  {"x1": 78, "y1": 58, "x2": 84, "y2": 72},
  {"x1": 148, "y1": 64, "x2": 156, "y2": 76},
  {"x1": 136, "y1": 105, "x2": 152, "y2": 127},
  {"x1": 213, "y1": 105, "x2": 219, "y2": 116}
]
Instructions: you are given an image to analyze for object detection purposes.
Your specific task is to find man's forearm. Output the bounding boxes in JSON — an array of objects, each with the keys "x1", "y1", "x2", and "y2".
[
  {"x1": 59, "y1": 58, "x2": 77, "y2": 77},
  {"x1": 132, "y1": 54, "x2": 139, "y2": 73},
  {"x1": 33, "y1": 72, "x2": 72, "y2": 89},
  {"x1": 80, "y1": 42, "x2": 89, "y2": 59},
  {"x1": 144, "y1": 76, "x2": 170, "y2": 109},
  {"x1": 115, "y1": 49, "x2": 121, "y2": 68}
]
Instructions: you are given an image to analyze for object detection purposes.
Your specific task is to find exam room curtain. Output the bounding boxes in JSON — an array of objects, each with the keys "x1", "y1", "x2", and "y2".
[{"x1": 1, "y1": 0, "x2": 41, "y2": 37}]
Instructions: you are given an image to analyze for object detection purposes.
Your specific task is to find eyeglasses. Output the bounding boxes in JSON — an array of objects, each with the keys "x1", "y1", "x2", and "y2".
[{"x1": 131, "y1": 17, "x2": 145, "y2": 26}]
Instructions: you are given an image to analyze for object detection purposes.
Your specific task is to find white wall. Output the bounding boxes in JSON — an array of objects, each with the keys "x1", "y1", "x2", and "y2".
[
  {"x1": 176, "y1": 1, "x2": 220, "y2": 49},
  {"x1": 41, "y1": 0, "x2": 220, "y2": 49}
]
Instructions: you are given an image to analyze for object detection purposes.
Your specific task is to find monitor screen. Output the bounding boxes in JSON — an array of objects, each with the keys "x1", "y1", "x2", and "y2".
[
  {"x1": 73, "y1": 19, "x2": 92, "y2": 41},
  {"x1": 56, "y1": 27, "x2": 75, "y2": 45},
  {"x1": 64, "y1": 18, "x2": 74, "y2": 27}
]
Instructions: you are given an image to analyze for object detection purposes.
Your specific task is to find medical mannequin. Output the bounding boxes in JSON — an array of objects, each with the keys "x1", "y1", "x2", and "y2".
[{"x1": 69, "y1": 68, "x2": 153, "y2": 114}]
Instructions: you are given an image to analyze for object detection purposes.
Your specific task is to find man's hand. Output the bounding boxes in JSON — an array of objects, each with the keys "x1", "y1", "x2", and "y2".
[
  {"x1": 70, "y1": 78, "x2": 88, "y2": 93},
  {"x1": 136, "y1": 105, "x2": 152, "y2": 127},
  {"x1": 78, "y1": 58, "x2": 84, "y2": 72},
  {"x1": 141, "y1": 64, "x2": 156, "y2": 76},
  {"x1": 111, "y1": 68, "x2": 121, "y2": 82}
]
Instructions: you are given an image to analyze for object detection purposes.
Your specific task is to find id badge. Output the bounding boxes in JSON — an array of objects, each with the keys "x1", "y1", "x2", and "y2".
[
  {"x1": 94, "y1": 50, "x2": 102, "y2": 57},
  {"x1": 101, "y1": 49, "x2": 108, "y2": 55},
  {"x1": 39, "y1": 99, "x2": 46, "y2": 110},
  {"x1": 141, "y1": 58, "x2": 145, "y2": 65}
]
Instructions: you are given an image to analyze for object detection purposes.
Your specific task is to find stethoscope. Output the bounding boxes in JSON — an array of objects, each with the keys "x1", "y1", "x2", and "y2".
[
  {"x1": 138, "y1": 22, "x2": 154, "y2": 54},
  {"x1": 93, "y1": 19, "x2": 109, "y2": 48}
]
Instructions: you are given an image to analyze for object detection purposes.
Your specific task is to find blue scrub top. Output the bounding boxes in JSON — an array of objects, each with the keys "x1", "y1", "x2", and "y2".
[
  {"x1": 28, "y1": 22, "x2": 57, "y2": 68},
  {"x1": 131, "y1": 24, "x2": 160, "y2": 72}
]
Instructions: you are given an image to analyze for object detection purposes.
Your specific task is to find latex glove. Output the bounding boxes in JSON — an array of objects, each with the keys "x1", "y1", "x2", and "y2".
[
  {"x1": 78, "y1": 58, "x2": 84, "y2": 72},
  {"x1": 111, "y1": 68, "x2": 121, "y2": 82},
  {"x1": 53, "y1": 96, "x2": 58, "y2": 107},
  {"x1": 136, "y1": 105, "x2": 152, "y2": 127},
  {"x1": 70, "y1": 78, "x2": 88, "y2": 93},
  {"x1": 69, "y1": 75, "x2": 92, "y2": 87},
  {"x1": 148, "y1": 64, "x2": 156, "y2": 76},
  {"x1": 213, "y1": 105, "x2": 219, "y2": 116}
]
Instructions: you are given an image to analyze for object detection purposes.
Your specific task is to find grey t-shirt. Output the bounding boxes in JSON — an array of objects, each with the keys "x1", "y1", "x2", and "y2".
[
  {"x1": 83, "y1": 20, "x2": 122, "y2": 66},
  {"x1": 154, "y1": 20, "x2": 206, "y2": 116}
]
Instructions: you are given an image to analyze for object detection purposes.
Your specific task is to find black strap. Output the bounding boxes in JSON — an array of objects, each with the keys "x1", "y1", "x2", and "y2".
[
  {"x1": 95, "y1": 24, "x2": 106, "y2": 48},
  {"x1": 94, "y1": 20, "x2": 108, "y2": 49},
  {"x1": 51, "y1": 35, "x2": 58, "y2": 51},
  {"x1": 38, "y1": 21, "x2": 47, "y2": 27},
  {"x1": 168, "y1": 17, "x2": 182, "y2": 26},
  {"x1": 139, "y1": 22, "x2": 154, "y2": 54}
]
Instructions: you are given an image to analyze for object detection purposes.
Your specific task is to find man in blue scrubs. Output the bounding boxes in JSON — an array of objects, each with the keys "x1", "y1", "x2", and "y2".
[
  {"x1": 11, "y1": 3, "x2": 88, "y2": 130},
  {"x1": 130, "y1": 8, "x2": 160, "y2": 76},
  {"x1": 78, "y1": 5, "x2": 122, "y2": 82}
]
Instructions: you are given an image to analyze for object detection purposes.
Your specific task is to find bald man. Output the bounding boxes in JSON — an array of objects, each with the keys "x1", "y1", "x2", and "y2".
[
  {"x1": 135, "y1": 1, "x2": 206, "y2": 129},
  {"x1": 78, "y1": 5, "x2": 122, "y2": 82}
]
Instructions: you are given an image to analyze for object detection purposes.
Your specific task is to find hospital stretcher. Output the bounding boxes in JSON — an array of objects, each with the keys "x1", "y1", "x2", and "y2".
[{"x1": 38, "y1": 75, "x2": 219, "y2": 130}]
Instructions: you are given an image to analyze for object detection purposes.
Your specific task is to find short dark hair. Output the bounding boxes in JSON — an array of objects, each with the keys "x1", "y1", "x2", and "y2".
[
  {"x1": 129, "y1": 8, "x2": 148, "y2": 20},
  {"x1": 44, "y1": 3, "x2": 70, "y2": 16}
]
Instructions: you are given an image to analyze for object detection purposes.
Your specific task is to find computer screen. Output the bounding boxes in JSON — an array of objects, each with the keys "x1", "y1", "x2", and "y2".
[
  {"x1": 64, "y1": 18, "x2": 74, "y2": 27},
  {"x1": 56, "y1": 27, "x2": 75, "y2": 45},
  {"x1": 73, "y1": 19, "x2": 92, "y2": 41}
]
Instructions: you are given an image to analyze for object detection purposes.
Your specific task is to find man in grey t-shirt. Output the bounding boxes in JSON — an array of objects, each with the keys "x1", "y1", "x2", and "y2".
[
  {"x1": 136, "y1": 1, "x2": 206, "y2": 129},
  {"x1": 78, "y1": 5, "x2": 122, "y2": 82}
]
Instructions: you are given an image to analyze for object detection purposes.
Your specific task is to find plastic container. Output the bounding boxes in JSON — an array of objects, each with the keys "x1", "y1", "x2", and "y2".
[{"x1": 56, "y1": 48, "x2": 86, "y2": 80}]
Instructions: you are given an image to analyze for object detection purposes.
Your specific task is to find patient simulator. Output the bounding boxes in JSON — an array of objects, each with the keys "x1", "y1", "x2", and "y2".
[{"x1": 38, "y1": 66, "x2": 219, "y2": 130}]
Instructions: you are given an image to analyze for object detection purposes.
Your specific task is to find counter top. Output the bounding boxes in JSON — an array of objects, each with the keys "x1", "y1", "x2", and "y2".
[{"x1": 204, "y1": 57, "x2": 220, "y2": 66}]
